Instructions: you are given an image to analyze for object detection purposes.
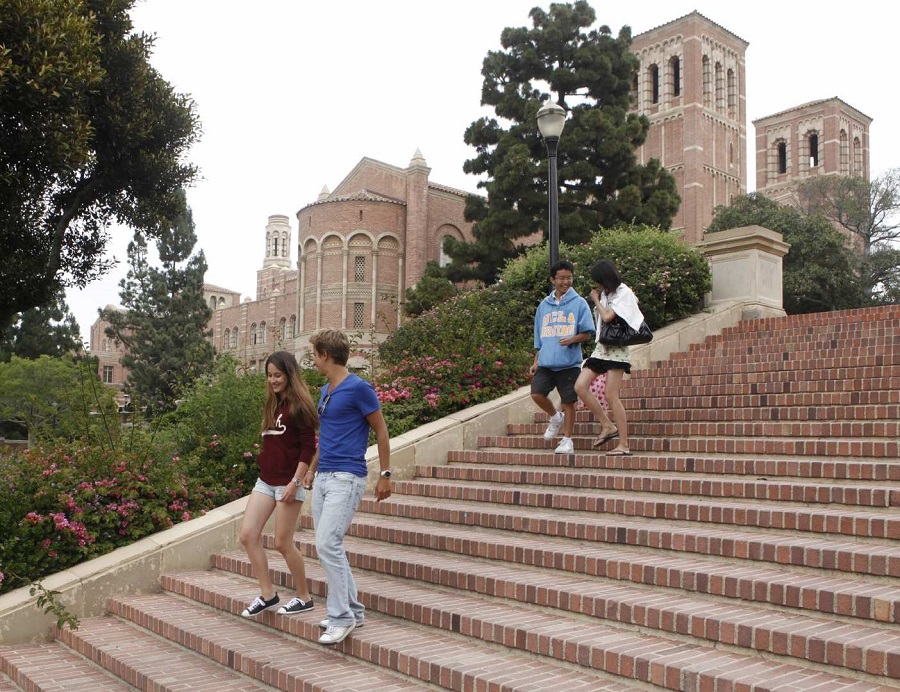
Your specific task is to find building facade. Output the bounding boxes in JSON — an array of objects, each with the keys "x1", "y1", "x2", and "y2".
[
  {"x1": 753, "y1": 97, "x2": 872, "y2": 205},
  {"x1": 91, "y1": 151, "x2": 475, "y2": 374},
  {"x1": 631, "y1": 11, "x2": 748, "y2": 243}
]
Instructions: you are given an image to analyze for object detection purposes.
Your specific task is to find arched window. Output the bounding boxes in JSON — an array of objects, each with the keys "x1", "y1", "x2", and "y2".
[
  {"x1": 714, "y1": 62, "x2": 723, "y2": 112},
  {"x1": 259, "y1": 322, "x2": 267, "y2": 344},
  {"x1": 669, "y1": 56, "x2": 681, "y2": 98},
  {"x1": 282, "y1": 232, "x2": 288, "y2": 257},
  {"x1": 289, "y1": 315, "x2": 296, "y2": 339},
  {"x1": 726, "y1": 69, "x2": 735, "y2": 118},
  {"x1": 808, "y1": 132, "x2": 820, "y2": 169},
  {"x1": 702, "y1": 55, "x2": 711, "y2": 107},
  {"x1": 209, "y1": 296, "x2": 217, "y2": 310},
  {"x1": 648, "y1": 64, "x2": 660, "y2": 104},
  {"x1": 777, "y1": 141, "x2": 787, "y2": 175},
  {"x1": 232, "y1": 327, "x2": 239, "y2": 349},
  {"x1": 853, "y1": 137, "x2": 862, "y2": 176},
  {"x1": 250, "y1": 323, "x2": 257, "y2": 345},
  {"x1": 840, "y1": 130, "x2": 849, "y2": 175},
  {"x1": 218, "y1": 297, "x2": 225, "y2": 308},
  {"x1": 279, "y1": 317, "x2": 287, "y2": 341},
  {"x1": 273, "y1": 237, "x2": 279, "y2": 257},
  {"x1": 224, "y1": 329, "x2": 230, "y2": 349}
]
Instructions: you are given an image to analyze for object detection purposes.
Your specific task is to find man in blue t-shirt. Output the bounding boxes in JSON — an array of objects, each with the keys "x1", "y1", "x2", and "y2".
[{"x1": 302, "y1": 328, "x2": 391, "y2": 645}]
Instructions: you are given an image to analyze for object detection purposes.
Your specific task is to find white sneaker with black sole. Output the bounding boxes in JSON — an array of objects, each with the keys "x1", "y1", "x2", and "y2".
[
  {"x1": 544, "y1": 411, "x2": 564, "y2": 439},
  {"x1": 241, "y1": 594, "x2": 279, "y2": 617}
]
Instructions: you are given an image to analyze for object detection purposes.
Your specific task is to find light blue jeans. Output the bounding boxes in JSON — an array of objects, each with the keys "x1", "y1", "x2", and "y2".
[{"x1": 311, "y1": 471, "x2": 367, "y2": 627}]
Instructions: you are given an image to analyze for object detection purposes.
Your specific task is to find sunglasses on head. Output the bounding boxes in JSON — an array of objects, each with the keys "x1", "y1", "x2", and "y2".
[{"x1": 317, "y1": 393, "x2": 331, "y2": 416}]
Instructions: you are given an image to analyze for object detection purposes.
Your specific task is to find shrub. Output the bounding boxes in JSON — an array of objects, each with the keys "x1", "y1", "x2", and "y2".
[
  {"x1": 498, "y1": 226, "x2": 711, "y2": 328},
  {"x1": 0, "y1": 441, "x2": 228, "y2": 592}
]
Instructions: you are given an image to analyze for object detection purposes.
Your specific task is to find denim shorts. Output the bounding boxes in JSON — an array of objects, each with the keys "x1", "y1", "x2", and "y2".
[{"x1": 252, "y1": 476, "x2": 307, "y2": 502}]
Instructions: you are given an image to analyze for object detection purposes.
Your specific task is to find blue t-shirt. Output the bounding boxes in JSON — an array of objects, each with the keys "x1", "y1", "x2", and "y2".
[{"x1": 316, "y1": 374, "x2": 381, "y2": 477}]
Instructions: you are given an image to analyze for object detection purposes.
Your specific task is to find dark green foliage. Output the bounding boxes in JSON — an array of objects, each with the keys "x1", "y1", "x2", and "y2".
[
  {"x1": 499, "y1": 226, "x2": 711, "y2": 328},
  {"x1": 102, "y1": 196, "x2": 213, "y2": 414},
  {"x1": 0, "y1": 290, "x2": 81, "y2": 362},
  {"x1": 708, "y1": 194, "x2": 867, "y2": 314},
  {"x1": 444, "y1": 0, "x2": 680, "y2": 283},
  {"x1": 0, "y1": 0, "x2": 200, "y2": 325},
  {"x1": 403, "y1": 262, "x2": 459, "y2": 316},
  {"x1": 0, "y1": 354, "x2": 116, "y2": 445}
]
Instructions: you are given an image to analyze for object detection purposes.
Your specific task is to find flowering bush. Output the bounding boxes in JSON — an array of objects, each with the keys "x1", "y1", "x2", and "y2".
[
  {"x1": 374, "y1": 347, "x2": 531, "y2": 436},
  {"x1": 0, "y1": 438, "x2": 251, "y2": 595}
]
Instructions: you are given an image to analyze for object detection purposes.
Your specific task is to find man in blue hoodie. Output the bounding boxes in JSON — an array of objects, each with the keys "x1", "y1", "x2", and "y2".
[{"x1": 530, "y1": 260, "x2": 595, "y2": 454}]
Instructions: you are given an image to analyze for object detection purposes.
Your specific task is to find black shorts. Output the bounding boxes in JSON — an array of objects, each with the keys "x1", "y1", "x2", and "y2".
[
  {"x1": 584, "y1": 357, "x2": 631, "y2": 375},
  {"x1": 531, "y1": 366, "x2": 580, "y2": 403}
]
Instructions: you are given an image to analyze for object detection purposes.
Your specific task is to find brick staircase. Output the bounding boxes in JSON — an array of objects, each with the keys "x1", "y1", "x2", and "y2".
[{"x1": 2, "y1": 305, "x2": 899, "y2": 691}]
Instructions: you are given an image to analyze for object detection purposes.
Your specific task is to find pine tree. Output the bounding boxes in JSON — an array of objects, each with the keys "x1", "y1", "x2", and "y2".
[
  {"x1": 0, "y1": 289, "x2": 81, "y2": 362},
  {"x1": 444, "y1": 0, "x2": 680, "y2": 283},
  {"x1": 103, "y1": 195, "x2": 213, "y2": 414}
]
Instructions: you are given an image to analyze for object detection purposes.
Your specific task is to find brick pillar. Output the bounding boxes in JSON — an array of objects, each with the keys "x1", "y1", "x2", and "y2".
[{"x1": 404, "y1": 150, "x2": 431, "y2": 290}]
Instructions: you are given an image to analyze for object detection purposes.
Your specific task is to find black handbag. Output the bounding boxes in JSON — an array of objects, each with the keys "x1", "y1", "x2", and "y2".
[{"x1": 598, "y1": 316, "x2": 653, "y2": 346}]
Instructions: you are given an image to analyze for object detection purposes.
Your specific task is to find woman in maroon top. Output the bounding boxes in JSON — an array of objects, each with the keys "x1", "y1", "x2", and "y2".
[{"x1": 239, "y1": 351, "x2": 319, "y2": 617}]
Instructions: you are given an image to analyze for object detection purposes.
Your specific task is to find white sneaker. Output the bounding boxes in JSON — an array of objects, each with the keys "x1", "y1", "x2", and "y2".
[
  {"x1": 554, "y1": 437, "x2": 574, "y2": 454},
  {"x1": 544, "y1": 411, "x2": 564, "y2": 439},
  {"x1": 318, "y1": 621, "x2": 356, "y2": 645}
]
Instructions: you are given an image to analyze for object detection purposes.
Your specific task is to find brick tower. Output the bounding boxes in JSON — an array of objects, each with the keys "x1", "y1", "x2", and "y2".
[
  {"x1": 753, "y1": 97, "x2": 872, "y2": 205},
  {"x1": 631, "y1": 12, "x2": 748, "y2": 243}
]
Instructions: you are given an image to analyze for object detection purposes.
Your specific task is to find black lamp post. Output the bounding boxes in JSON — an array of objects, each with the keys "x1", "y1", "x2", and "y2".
[{"x1": 537, "y1": 103, "x2": 567, "y2": 270}]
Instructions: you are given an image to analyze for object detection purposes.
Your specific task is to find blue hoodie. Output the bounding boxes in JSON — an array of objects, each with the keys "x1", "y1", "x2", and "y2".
[{"x1": 533, "y1": 287, "x2": 594, "y2": 370}]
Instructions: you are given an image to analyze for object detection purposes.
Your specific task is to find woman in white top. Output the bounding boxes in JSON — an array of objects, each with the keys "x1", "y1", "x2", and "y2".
[{"x1": 574, "y1": 259, "x2": 643, "y2": 456}]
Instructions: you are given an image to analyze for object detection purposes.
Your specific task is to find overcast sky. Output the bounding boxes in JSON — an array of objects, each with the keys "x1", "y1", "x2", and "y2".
[{"x1": 66, "y1": 0, "x2": 896, "y2": 345}]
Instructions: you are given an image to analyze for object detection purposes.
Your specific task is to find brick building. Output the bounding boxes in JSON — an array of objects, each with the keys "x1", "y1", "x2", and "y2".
[
  {"x1": 631, "y1": 11, "x2": 748, "y2": 243},
  {"x1": 90, "y1": 151, "x2": 475, "y2": 375}
]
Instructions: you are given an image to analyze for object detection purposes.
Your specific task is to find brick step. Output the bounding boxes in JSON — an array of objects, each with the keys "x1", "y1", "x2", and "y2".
[
  {"x1": 661, "y1": 336, "x2": 899, "y2": 362},
  {"x1": 352, "y1": 495, "x2": 900, "y2": 577},
  {"x1": 623, "y1": 390, "x2": 900, "y2": 408},
  {"x1": 388, "y1": 478, "x2": 900, "y2": 538},
  {"x1": 202, "y1": 557, "x2": 893, "y2": 690},
  {"x1": 639, "y1": 354, "x2": 900, "y2": 378},
  {"x1": 227, "y1": 549, "x2": 900, "y2": 685},
  {"x1": 512, "y1": 420, "x2": 900, "y2": 441},
  {"x1": 0, "y1": 641, "x2": 133, "y2": 691},
  {"x1": 484, "y1": 434, "x2": 900, "y2": 460},
  {"x1": 693, "y1": 321, "x2": 900, "y2": 346},
  {"x1": 416, "y1": 463, "x2": 898, "y2": 508},
  {"x1": 672, "y1": 333, "x2": 899, "y2": 355},
  {"x1": 335, "y1": 513, "x2": 900, "y2": 624},
  {"x1": 53, "y1": 616, "x2": 271, "y2": 691},
  {"x1": 0, "y1": 677, "x2": 18, "y2": 692},
  {"x1": 610, "y1": 404, "x2": 900, "y2": 422},
  {"x1": 104, "y1": 592, "x2": 430, "y2": 691},
  {"x1": 625, "y1": 374, "x2": 900, "y2": 395},
  {"x1": 447, "y1": 449, "x2": 900, "y2": 482},
  {"x1": 160, "y1": 571, "x2": 636, "y2": 691}
]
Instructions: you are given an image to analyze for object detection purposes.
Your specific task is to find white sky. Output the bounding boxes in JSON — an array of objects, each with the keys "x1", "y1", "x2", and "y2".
[{"x1": 67, "y1": 0, "x2": 897, "y2": 345}]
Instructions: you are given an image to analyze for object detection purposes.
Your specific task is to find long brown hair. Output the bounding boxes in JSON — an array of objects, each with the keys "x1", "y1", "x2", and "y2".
[{"x1": 261, "y1": 351, "x2": 318, "y2": 432}]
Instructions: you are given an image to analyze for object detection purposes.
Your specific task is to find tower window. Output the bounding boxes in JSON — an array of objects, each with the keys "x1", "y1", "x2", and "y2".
[
  {"x1": 702, "y1": 55, "x2": 711, "y2": 107},
  {"x1": 670, "y1": 56, "x2": 680, "y2": 97},
  {"x1": 726, "y1": 69, "x2": 735, "y2": 118},
  {"x1": 777, "y1": 142, "x2": 787, "y2": 175},
  {"x1": 853, "y1": 137, "x2": 862, "y2": 177},
  {"x1": 809, "y1": 133, "x2": 819, "y2": 168},
  {"x1": 649, "y1": 64, "x2": 660, "y2": 104},
  {"x1": 273, "y1": 237, "x2": 278, "y2": 257},
  {"x1": 250, "y1": 323, "x2": 257, "y2": 345},
  {"x1": 353, "y1": 302, "x2": 365, "y2": 329},
  {"x1": 103, "y1": 366, "x2": 114, "y2": 384},
  {"x1": 840, "y1": 130, "x2": 849, "y2": 175},
  {"x1": 354, "y1": 256, "x2": 366, "y2": 282}
]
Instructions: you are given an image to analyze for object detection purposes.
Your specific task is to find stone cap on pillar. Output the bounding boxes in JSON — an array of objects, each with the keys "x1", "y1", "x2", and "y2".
[{"x1": 696, "y1": 225, "x2": 791, "y2": 310}]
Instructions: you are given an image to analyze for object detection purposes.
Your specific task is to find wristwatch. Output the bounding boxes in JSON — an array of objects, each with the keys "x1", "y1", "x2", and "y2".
[
  {"x1": 292, "y1": 478, "x2": 302, "y2": 485},
  {"x1": 379, "y1": 470, "x2": 392, "y2": 478}
]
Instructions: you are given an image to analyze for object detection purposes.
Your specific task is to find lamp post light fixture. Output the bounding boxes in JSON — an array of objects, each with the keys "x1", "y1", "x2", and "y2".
[{"x1": 536, "y1": 103, "x2": 567, "y2": 270}]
